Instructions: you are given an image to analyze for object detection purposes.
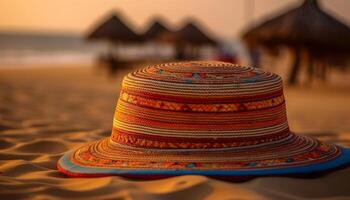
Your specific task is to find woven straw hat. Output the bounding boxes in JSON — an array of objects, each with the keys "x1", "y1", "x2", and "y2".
[{"x1": 58, "y1": 61, "x2": 350, "y2": 179}]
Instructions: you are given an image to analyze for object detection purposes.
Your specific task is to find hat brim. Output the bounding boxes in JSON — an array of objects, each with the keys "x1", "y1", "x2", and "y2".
[{"x1": 57, "y1": 135, "x2": 350, "y2": 179}]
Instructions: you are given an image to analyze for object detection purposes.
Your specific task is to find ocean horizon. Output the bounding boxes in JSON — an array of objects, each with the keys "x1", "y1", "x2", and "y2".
[{"x1": 0, "y1": 31, "x2": 103, "y2": 67}]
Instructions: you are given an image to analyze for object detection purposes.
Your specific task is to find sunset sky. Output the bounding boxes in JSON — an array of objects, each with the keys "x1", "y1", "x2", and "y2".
[{"x1": 0, "y1": 0, "x2": 349, "y2": 39}]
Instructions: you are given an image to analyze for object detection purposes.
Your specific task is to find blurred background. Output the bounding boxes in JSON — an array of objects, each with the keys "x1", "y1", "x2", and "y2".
[{"x1": 0, "y1": 0, "x2": 350, "y2": 137}]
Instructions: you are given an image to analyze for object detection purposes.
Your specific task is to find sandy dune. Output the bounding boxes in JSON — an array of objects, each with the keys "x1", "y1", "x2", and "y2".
[{"x1": 0, "y1": 66, "x2": 350, "y2": 199}]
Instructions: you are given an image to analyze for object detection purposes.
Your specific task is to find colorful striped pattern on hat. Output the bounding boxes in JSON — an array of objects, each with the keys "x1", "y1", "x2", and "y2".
[{"x1": 113, "y1": 61, "x2": 288, "y2": 149}]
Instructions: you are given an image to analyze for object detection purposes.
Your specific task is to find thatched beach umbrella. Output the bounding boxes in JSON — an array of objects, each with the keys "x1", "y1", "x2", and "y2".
[
  {"x1": 87, "y1": 13, "x2": 140, "y2": 43},
  {"x1": 176, "y1": 21, "x2": 217, "y2": 46},
  {"x1": 157, "y1": 20, "x2": 217, "y2": 46},
  {"x1": 242, "y1": 0, "x2": 350, "y2": 85},
  {"x1": 157, "y1": 20, "x2": 218, "y2": 60},
  {"x1": 86, "y1": 12, "x2": 142, "y2": 72},
  {"x1": 142, "y1": 19, "x2": 171, "y2": 41},
  {"x1": 87, "y1": 12, "x2": 142, "y2": 70}
]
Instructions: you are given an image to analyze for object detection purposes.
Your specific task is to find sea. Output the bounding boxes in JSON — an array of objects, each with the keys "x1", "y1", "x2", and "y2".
[
  {"x1": 0, "y1": 31, "x2": 245, "y2": 69},
  {"x1": 0, "y1": 32, "x2": 104, "y2": 68}
]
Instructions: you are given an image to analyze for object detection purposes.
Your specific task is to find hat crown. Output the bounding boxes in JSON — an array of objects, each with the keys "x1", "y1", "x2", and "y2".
[{"x1": 112, "y1": 61, "x2": 289, "y2": 149}]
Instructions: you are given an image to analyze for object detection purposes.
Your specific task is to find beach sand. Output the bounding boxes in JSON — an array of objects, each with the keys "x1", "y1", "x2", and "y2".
[{"x1": 0, "y1": 65, "x2": 350, "y2": 200}]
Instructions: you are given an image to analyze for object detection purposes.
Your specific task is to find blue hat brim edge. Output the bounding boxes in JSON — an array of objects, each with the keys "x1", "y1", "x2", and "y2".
[{"x1": 57, "y1": 144, "x2": 350, "y2": 177}]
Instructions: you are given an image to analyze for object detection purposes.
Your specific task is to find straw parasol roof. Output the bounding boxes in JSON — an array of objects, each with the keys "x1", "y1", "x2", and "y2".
[
  {"x1": 242, "y1": 0, "x2": 350, "y2": 84},
  {"x1": 243, "y1": 0, "x2": 350, "y2": 51},
  {"x1": 158, "y1": 20, "x2": 218, "y2": 46},
  {"x1": 178, "y1": 22, "x2": 217, "y2": 46},
  {"x1": 177, "y1": 21, "x2": 217, "y2": 46},
  {"x1": 142, "y1": 19, "x2": 171, "y2": 41},
  {"x1": 87, "y1": 12, "x2": 141, "y2": 43}
]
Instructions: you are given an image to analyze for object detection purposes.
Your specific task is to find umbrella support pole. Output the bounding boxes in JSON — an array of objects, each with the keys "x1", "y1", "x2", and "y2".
[
  {"x1": 307, "y1": 56, "x2": 315, "y2": 84},
  {"x1": 320, "y1": 63, "x2": 327, "y2": 82},
  {"x1": 288, "y1": 48, "x2": 301, "y2": 85}
]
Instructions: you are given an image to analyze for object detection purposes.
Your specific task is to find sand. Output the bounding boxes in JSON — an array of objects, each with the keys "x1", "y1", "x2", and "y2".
[{"x1": 0, "y1": 65, "x2": 350, "y2": 200}]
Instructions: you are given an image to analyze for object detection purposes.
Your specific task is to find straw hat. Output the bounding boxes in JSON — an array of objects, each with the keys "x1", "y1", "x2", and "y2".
[{"x1": 58, "y1": 61, "x2": 350, "y2": 179}]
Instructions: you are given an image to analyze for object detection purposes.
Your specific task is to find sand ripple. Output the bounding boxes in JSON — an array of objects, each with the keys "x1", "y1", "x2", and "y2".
[{"x1": 15, "y1": 140, "x2": 68, "y2": 154}]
